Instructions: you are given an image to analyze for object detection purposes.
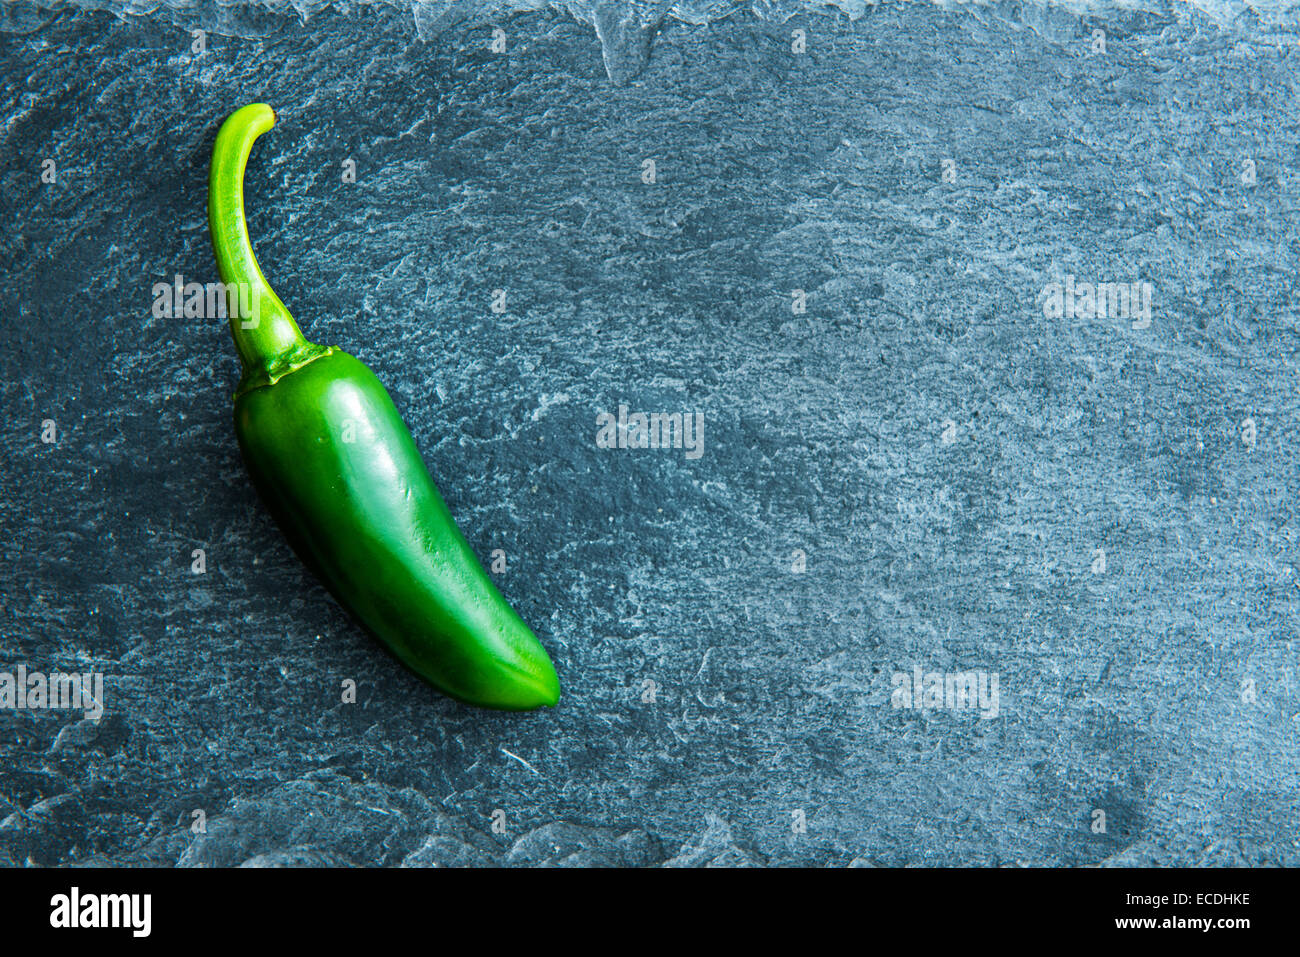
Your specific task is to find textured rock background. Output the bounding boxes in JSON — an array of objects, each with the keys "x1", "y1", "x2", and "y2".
[{"x1": 1, "y1": 1, "x2": 1298, "y2": 866}]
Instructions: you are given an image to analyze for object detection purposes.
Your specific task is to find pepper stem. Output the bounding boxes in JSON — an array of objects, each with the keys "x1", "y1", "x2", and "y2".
[{"x1": 208, "y1": 104, "x2": 321, "y2": 391}]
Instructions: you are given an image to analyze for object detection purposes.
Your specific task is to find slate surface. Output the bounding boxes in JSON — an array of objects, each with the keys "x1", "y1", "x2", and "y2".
[{"x1": 0, "y1": 1, "x2": 1298, "y2": 867}]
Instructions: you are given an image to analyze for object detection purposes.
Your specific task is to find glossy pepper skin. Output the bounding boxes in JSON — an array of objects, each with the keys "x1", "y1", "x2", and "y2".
[{"x1": 208, "y1": 103, "x2": 560, "y2": 710}]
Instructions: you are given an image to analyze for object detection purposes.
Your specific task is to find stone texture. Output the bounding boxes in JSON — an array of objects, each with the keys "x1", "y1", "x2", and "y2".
[
  {"x1": 240, "y1": 847, "x2": 357, "y2": 867},
  {"x1": 662, "y1": 813, "x2": 765, "y2": 867},
  {"x1": 505, "y1": 821, "x2": 665, "y2": 866},
  {"x1": 1, "y1": 1, "x2": 1299, "y2": 867},
  {"x1": 403, "y1": 833, "x2": 500, "y2": 867}
]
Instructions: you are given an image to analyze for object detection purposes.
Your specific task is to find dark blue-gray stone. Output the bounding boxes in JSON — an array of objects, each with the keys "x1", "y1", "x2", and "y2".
[{"x1": 1, "y1": 0, "x2": 1298, "y2": 867}]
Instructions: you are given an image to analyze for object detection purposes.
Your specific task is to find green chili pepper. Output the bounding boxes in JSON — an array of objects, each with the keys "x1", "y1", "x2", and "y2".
[{"x1": 208, "y1": 103, "x2": 560, "y2": 710}]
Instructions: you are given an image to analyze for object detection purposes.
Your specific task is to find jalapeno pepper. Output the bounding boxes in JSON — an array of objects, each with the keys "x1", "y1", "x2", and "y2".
[{"x1": 208, "y1": 103, "x2": 560, "y2": 710}]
